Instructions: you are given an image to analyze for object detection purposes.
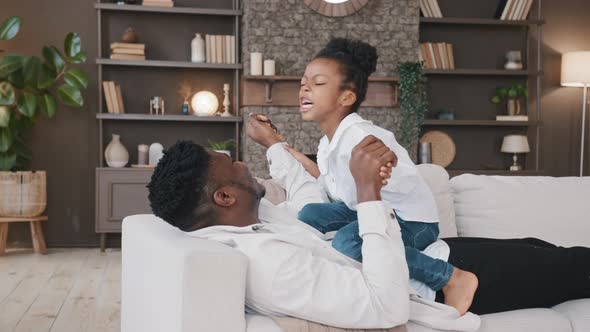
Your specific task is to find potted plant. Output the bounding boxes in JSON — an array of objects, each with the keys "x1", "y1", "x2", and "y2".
[
  {"x1": 397, "y1": 61, "x2": 428, "y2": 155},
  {"x1": 0, "y1": 16, "x2": 88, "y2": 217},
  {"x1": 490, "y1": 84, "x2": 528, "y2": 116},
  {"x1": 209, "y1": 139, "x2": 235, "y2": 157}
]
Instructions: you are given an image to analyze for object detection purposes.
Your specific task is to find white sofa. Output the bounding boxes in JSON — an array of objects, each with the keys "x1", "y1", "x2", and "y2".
[{"x1": 121, "y1": 164, "x2": 590, "y2": 332}]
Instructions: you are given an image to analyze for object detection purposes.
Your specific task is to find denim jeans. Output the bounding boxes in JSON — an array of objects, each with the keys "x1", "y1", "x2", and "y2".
[{"x1": 298, "y1": 202, "x2": 454, "y2": 291}]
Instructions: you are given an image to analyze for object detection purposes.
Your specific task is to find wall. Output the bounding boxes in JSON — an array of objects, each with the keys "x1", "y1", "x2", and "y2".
[
  {"x1": 540, "y1": 0, "x2": 590, "y2": 176},
  {"x1": 241, "y1": 0, "x2": 419, "y2": 177},
  {"x1": 1, "y1": 0, "x2": 99, "y2": 246}
]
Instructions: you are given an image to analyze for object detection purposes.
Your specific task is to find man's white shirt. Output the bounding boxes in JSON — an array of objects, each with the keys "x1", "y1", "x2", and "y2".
[{"x1": 188, "y1": 142, "x2": 480, "y2": 331}]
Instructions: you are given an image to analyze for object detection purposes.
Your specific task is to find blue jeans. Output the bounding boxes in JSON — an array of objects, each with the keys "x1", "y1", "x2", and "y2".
[{"x1": 298, "y1": 202, "x2": 454, "y2": 291}]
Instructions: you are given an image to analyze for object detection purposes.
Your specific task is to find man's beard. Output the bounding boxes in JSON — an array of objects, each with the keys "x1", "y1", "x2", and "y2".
[{"x1": 228, "y1": 180, "x2": 265, "y2": 201}]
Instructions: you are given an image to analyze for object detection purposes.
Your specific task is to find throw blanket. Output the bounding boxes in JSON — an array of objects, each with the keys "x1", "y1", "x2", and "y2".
[{"x1": 271, "y1": 316, "x2": 408, "y2": 332}]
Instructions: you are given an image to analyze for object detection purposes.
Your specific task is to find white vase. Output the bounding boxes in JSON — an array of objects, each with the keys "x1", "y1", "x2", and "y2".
[
  {"x1": 149, "y1": 143, "x2": 164, "y2": 165},
  {"x1": 191, "y1": 33, "x2": 205, "y2": 63},
  {"x1": 214, "y1": 150, "x2": 231, "y2": 157},
  {"x1": 105, "y1": 134, "x2": 129, "y2": 168}
]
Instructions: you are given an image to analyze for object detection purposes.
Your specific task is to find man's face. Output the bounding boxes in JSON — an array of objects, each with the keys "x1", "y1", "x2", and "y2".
[{"x1": 207, "y1": 150, "x2": 266, "y2": 200}]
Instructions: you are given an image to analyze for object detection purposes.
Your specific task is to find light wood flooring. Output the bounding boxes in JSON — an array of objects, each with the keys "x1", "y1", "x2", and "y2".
[{"x1": 0, "y1": 248, "x2": 121, "y2": 332}]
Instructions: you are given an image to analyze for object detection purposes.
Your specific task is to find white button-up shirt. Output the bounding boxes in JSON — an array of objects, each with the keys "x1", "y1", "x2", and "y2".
[
  {"x1": 317, "y1": 113, "x2": 439, "y2": 223},
  {"x1": 188, "y1": 143, "x2": 480, "y2": 331}
]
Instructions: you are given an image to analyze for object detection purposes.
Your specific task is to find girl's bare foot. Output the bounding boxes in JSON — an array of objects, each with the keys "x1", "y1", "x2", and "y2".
[{"x1": 442, "y1": 268, "x2": 478, "y2": 316}]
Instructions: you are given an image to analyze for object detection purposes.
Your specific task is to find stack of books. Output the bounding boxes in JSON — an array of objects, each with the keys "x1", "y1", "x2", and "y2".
[
  {"x1": 497, "y1": 0, "x2": 533, "y2": 20},
  {"x1": 110, "y1": 42, "x2": 146, "y2": 61},
  {"x1": 419, "y1": 43, "x2": 455, "y2": 70},
  {"x1": 142, "y1": 0, "x2": 174, "y2": 7},
  {"x1": 205, "y1": 34, "x2": 236, "y2": 64},
  {"x1": 102, "y1": 81, "x2": 126, "y2": 114},
  {"x1": 419, "y1": 0, "x2": 442, "y2": 18}
]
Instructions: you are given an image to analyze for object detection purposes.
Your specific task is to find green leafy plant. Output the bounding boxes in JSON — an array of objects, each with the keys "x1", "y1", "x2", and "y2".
[
  {"x1": 0, "y1": 16, "x2": 88, "y2": 171},
  {"x1": 209, "y1": 139, "x2": 235, "y2": 151},
  {"x1": 490, "y1": 84, "x2": 528, "y2": 105},
  {"x1": 397, "y1": 61, "x2": 428, "y2": 150}
]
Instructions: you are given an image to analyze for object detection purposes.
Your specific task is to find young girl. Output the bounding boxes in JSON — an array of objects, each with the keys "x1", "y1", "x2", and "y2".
[{"x1": 283, "y1": 38, "x2": 478, "y2": 316}]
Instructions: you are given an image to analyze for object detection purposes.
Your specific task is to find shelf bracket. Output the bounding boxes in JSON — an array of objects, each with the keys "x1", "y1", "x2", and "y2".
[{"x1": 264, "y1": 80, "x2": 274, "y2": 103}]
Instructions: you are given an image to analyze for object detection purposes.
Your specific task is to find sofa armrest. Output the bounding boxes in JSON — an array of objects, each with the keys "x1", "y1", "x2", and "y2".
[{"x1": 122, "y1": 214, "x2": 248, "y2": 332}]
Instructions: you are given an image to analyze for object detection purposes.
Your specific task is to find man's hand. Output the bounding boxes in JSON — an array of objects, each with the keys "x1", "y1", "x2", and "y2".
[
  {"x1": 350, "y1": 135, "x2": 397, "y2": 203},
  {"x1": 284, "y1": 145, "x2": 320, "y2": 178},
  {"x1": 246, "y1": 113, "x2": 285, "y2": 148}
]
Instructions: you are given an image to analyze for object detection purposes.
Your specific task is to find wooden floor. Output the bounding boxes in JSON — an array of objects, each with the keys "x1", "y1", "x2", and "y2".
[{"x1": 0, "y1": 248, "x2": 121, "y2": 332}]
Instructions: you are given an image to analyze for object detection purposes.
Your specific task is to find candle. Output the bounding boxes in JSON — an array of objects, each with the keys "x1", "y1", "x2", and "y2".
[
  {"x1": 250, "y1": 52, "x2": 263, "y2": 75},
  {"x1": 264, "y1": 59, "x2": 276, "y2": 76},
  {"x1": 138, "y1": 144, "x2": 149, "y2": 165}
]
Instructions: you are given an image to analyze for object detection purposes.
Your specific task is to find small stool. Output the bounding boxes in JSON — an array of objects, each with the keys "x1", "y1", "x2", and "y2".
[{"x1": 0, "y1": 216, "x2": 48, "y2": 255}]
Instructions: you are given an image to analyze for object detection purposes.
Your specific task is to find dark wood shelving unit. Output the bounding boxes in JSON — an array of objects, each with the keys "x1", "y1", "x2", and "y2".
[
  {"x1": 96, "y1": 113, "x2": 242, "y2": 122},
  {"x1": 422, "y1": 120, "x2": 535, "y2": 126},
  {"x1": 419, "y1": 0, "x2": 543, "y2": 174},
  {"x1": 423, "y1": 69, "x2": 540, "y2": 76},
  {"x1": 95, "y1": 0, "x2": 242, "y2": 251},
  {"x1": 419, "y1": 17, "x2": 544, "y2": 26},
  {"x1": 96, "y1": 58, "x2": 242, "y2": 69},
  {"x1": 94, "y1": 3, "x2": 242, "y2": 16}
]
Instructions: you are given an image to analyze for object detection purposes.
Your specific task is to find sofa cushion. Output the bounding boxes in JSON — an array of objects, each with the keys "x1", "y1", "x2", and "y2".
[
  {"x1": 553, "y1": 299, "x2": 590, "y2": 332},
  {"x1": 416, "y1": 164, "x2": 458, "y2": 238},
  {"x1": 450, "y1": 175, "x2": 590, "y2": 247}
]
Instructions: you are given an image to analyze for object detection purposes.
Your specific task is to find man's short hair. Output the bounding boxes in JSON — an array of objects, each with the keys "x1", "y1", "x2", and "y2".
[{"x1": 147, "y1": 141, "x2": 211, "y2": 231}]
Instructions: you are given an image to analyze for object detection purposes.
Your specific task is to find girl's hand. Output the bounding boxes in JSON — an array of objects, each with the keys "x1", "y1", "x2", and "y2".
[
  {"x1": 283, "y1": 145, "x2": 320, "y2": 179},
  {"x1": 247, "y1": 113, "x2": 285, "y2": 148},
  {"x1": 380, "y1": 162, "x2": 393, "y2": 186}
]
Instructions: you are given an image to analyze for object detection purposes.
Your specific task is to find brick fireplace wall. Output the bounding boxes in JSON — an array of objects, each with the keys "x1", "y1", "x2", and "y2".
[{"x1": 241, "y1": 0, "x2": 420, "y2": 177}]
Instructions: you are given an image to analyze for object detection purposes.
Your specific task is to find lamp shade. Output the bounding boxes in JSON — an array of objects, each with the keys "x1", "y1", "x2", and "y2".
[
  {"x1": 501, "y1": 135, "x2": 530, "y2": 153},
  {"x1": 561, "y1": 51, "x2": 590, "y2": 87},
  {"x1": 191, "y1": 91, "x2": 218, "y2": 116}
]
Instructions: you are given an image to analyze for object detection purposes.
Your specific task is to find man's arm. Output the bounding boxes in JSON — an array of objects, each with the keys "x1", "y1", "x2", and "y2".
[{"x1": 268, "y1": 136, "x2": 410, "y2": 328}]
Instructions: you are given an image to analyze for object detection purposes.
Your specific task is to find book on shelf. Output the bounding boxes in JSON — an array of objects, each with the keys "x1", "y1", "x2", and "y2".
[
  {"x1": 496, "y1": 115, "x2": 529, "y2": 121},
  {"x1": 102, "y1": 81, "x2": 126, "y2": 114},
  {"x1": 110, "y1": 42, "x2": 145, "y2": 50},
  {"x1": 204, "y1": 34, "x2": 236, "y2": 64},
  {"x1": 420, "y1": 42, "x2": 455, "y2": 70},
  {"x1": 428, "y1": 0, "x2": 443, "y2": 18},
  {"x1": 499, "y1": 0, "x2": 533, "y2": 20},
  {"x1": 142, "y1": 0, "x2": 174, "y2": 7},
  {"x1": 110, "y1": 53, "x2": 146, "y2": 61},
  {"x1": 112, "y1": 48, "x2": 145, "y2": 55},
  {"x1": 419, "y1": 0, "x2": 433, "y2": 18}
]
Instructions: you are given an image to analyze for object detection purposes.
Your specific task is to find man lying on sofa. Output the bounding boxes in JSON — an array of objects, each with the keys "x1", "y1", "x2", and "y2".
[{"x1": 146, "y1": 117, "x2": 590, "y2": 332}]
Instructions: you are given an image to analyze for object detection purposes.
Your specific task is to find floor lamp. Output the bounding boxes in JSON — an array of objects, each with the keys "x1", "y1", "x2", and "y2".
[{"x1": 561, "y1": 51, "x2": 590, "y2": 177}]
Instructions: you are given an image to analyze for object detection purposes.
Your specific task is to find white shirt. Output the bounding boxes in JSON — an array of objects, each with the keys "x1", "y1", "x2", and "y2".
[
  {"x1": 317, "y1": 113, "x2": 440, "y2": 223},
  {"x1": 188, "y1": 143, "x2": 480, "y2": 331}
]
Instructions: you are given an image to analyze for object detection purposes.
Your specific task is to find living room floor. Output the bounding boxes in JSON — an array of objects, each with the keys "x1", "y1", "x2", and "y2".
[{"x1": 0, "y1": 249, "x2": 121, "y2": 332}]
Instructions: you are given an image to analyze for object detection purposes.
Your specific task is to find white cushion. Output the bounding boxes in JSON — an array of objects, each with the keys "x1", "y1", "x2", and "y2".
[
  {"x1": 553, "y1": 299, "x2": 590, "y2": 332},
  {"x1": 450, "y1": 175, "x2": 590, "y2": 247},
  {"x1": 417, "y1": 164, "x2": 458, "y2": 238}
]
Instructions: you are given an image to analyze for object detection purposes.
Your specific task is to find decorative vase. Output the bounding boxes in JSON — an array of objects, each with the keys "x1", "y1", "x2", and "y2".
[
  {"x1": 149, "y1": 143, "x2": 164, "y2": 165},
  {"x1": 105, "y1": 134, "x2": 129, "y2": 168},
  {"x1": 122, "y1": 28, "x2": 139, "y2": 43},
  {"x1": 191, "y1": 33, "x2": 205, "y2": 63},
  {"x1": 0, "y1": 171, "x2": 47, "y2": 217},
  {"x1": 214, "y1": 150, "x2": 231, "y2": 157},
  {"x1": 507, "y1": 99, "x2": 517, "y2": 116}
]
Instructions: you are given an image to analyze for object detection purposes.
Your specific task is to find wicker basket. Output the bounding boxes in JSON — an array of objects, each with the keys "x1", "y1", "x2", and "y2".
[{"x1": 0, "y1": 171, "x2": 47, "y2": 217}]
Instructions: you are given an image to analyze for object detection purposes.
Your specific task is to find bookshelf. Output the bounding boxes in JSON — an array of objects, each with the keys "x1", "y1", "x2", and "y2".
[
  {"x1": 95, "y1": 0, "x2": 241, "y2": 251},
  {"x1": 419, "y1": 0, "x2": 543, "y2": 174}
]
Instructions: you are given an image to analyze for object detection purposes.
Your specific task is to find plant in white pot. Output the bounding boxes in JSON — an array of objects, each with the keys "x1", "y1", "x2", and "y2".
[
  {"x1": 0, "y1": 16, "x2": 88, "y2": 217},
  {"x1": 209, "y1": 139, "x2": 235, "y2": 157}
]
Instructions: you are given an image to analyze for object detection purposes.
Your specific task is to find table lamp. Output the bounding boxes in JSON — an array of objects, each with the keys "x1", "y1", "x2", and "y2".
[
  {"x1": 561, "y1": 51, "x2": 590, "y2": 176},
  {"x1": 191, "y1": 90, "x2": 219, "y2": 116},
  {"x1": 501, "y1": 135, "x2": 530, "y2": 171}
]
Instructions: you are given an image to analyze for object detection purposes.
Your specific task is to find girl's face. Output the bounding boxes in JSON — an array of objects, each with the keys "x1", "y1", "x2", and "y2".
[{"x1": 299, "y1": 58, "x2": 355, "y2": 122}]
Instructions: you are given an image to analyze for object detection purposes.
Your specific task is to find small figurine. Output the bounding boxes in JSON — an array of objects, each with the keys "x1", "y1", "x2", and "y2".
[
  {"x1": 221, "y1": 83, "x2": 231, "y2": 117},
  {"x1": 150, "y1": 96, "x2": 165, "y2": 115}
]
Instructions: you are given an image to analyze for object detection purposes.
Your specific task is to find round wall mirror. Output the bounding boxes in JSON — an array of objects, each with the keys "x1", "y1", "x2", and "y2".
[{"x1": 303, "y1": 0, "x2": 369, "y2": 17}]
